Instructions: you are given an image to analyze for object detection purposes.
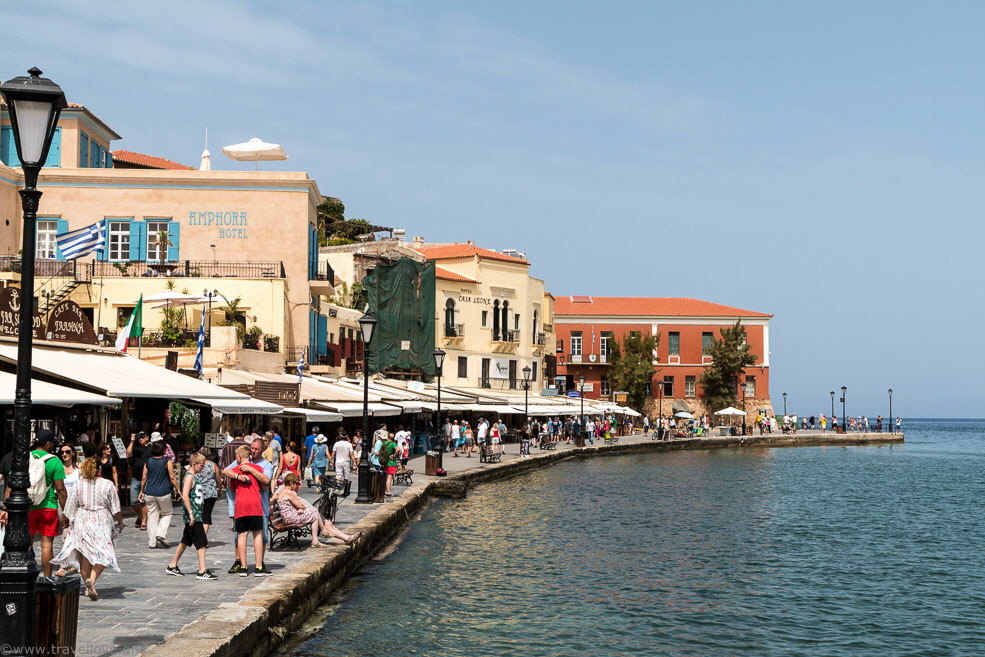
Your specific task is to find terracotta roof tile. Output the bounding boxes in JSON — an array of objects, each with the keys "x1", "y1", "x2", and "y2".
[
  {"x1": 415, "y1": 243, "x2": 529, "y2": 265},
  {"x1": 555, "y1": 296, "x2": 772, "y2": 318},
  {"x1": 111, "y1": 150, "x2": 193, "y2": 170},
  {"x1": 435, "y1": 266, "x2": 478, "y2": 283}
]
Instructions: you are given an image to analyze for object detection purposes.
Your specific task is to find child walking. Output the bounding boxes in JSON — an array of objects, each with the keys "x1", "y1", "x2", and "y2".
[{"x1": 166, "y1": 453, "x2": 217, "y2": 580}]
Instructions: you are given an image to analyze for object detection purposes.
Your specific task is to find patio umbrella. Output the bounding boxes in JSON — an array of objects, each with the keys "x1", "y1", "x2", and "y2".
[
  {"x1": 200, "y1": 148, "x2": 211, "y2": 171},
  {"x1": 714, "y1": 406, "x2": 746, "y2": 416},
  {"x1": 674, "y1": 411, "x2": 694, "y2": 419},
  {"x1": 222, "y1": 137, "x2": 288, "y2": 170}
]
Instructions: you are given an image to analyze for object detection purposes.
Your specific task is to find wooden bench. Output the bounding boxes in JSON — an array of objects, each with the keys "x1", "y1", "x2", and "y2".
[
  {"x1": 479, "y1": 444, "x2": 502, "y2": 463},
  {"x1": 539, "y1": 439, "x2": 557, "y2": 450},
  {"x1": 268, "y1": 503, "x2": 311, "y2": 551},
  {"x1": 393, "y1": 467, "x2": 414, "y2": 486}
]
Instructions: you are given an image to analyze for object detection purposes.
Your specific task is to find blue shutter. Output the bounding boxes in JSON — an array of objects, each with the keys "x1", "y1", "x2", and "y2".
[
  {"x1": 43, "y1": 128, "x2": 61, "y2": 168},
  {"x1": 317, "y1": 315, "x2": 328, "y2": 362},
  {"x1": 1, "y1": 126, "x2": 21, "y2": 167},
  {"x1": 105, "y1": 149, "x2": 113, "y2": 168},
  {"x1": 54, "y1": 219, "x2": 69, "y2": 260},
  {"x1": 309, "y1": 310, "x2": 317, "y2": 353},
  {"x1": 91, "y1": 142, "x2": 99, "y2": 169},
  {"x1": 130, "y1": 221, "x2": 146, "y2": 261},
  {"x1": 79, "y1": 133, "x2": 89, "y2": 167},
  {"x1": 167, "y1": 220, "x2": 180, "y2": 261}
]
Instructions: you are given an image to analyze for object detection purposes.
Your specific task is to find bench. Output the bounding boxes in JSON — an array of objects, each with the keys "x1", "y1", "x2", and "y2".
[
  {"x1": 539, "y1": 439, "x2": 557, "y2": 450},
  {"x1": 268, "y1": 503, "x2": 312, "y2": 551},
  {"x1": 603, "y1": 434, "x2": 620, "y2": 445},
  {"x1": 393, "y1": 467, "x2": 414, "y2": 486},
  {"x1": 479, "y1": 444, "x2": 502, "y2": 463}
]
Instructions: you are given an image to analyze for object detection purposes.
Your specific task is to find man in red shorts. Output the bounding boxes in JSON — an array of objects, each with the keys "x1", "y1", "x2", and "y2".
[
  {"x1": 29, "y1": 429, "x2": 67, "y2": 578},
  {"x1": 223, "y1": 445, "x2": 270, "y2": 577}
]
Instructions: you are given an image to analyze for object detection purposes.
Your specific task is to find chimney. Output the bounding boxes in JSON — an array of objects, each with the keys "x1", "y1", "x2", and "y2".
[
  {"x1": 394, "y1": 228, "x2": 406, "y2": 242},
  {"x1": 413, "y1": 236, "x2": 425, "y2": 245}
]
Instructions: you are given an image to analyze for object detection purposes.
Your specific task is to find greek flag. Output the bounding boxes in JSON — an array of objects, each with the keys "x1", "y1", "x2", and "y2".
[
  {"x1": 56, "y1": 220, "x2": 106, "y2": 260},
  {"x1": 193, "y1": 304, "x2": 206, "y2": 378},
  {"x1": 296, "y1": 346, "x2": 306, "y2": 383}
]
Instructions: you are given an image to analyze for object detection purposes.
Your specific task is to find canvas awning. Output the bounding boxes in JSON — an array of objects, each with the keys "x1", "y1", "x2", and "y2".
[
  {"x1": 191, "y1": 397, "x2": 284, "y2": 415},
  {"x1": 311, "y1": 401, "x2": 403, "y2": 417},
  {"x1": 0, "y1": 371, "x2": 121, "y2": 407},
  {"x1": 512, "y1": 404, "x2": 572, "y2": 416},
  {"x1": 282, "y1": 407, "x2": 343, "y2": 422},
  {"x1": 0, "y1": 343, "x2": 248, "y2": 401}
]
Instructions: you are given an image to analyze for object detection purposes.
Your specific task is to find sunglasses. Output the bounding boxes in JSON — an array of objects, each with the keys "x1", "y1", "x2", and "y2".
[{"x1": 59, "y1": 450, "x2": 74, "y2": 455}]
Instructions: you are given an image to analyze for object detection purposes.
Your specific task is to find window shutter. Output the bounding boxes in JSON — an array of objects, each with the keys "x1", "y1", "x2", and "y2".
[
  {"x1": 79, "y1": 133, "x2": 89, "y2": 167},
  {"x1": 105, "y1": 148, "x2": 113, "y2": 168},
  {"x1": 54, "y1": 219, "x2": 69, "y2": 260},
  {"x1": 1, "y1": 126, "x2": 20, "y2": 167},
  {"x1": 167, "y1": 220, "x2": 180, "y2": 261},
  {"x1": 130, "y1": 221, "x2": 146, "y2": 261},
  {"x1": 43, "y1": 128, "x2": 61, "y2": 168}
]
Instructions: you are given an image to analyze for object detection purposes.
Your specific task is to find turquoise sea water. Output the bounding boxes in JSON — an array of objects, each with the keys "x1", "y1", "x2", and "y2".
[{"x1": 286, "y1": 419, "x2": 985, "y2": 656}]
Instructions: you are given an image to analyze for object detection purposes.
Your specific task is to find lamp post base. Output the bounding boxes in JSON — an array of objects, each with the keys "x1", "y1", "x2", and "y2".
[
  {"x1": 0, "y1": 555, "x2": 39, "y2": 651},
  {"x1": 354, "y1": 461, "x2": 373, "y2": 504}
]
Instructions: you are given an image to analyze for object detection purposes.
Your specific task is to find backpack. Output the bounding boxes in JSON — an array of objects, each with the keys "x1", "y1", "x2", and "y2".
[{"x1": 28, "y1": 453, "x2": 55, "y2": 506}]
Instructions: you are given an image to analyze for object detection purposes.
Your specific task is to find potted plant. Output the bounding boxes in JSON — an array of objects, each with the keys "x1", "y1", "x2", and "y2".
[{"x1": 168, "y1": 401, "x2": 200, "y2": 451}]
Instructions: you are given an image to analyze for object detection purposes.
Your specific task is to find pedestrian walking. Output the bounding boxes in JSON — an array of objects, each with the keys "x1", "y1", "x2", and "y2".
[
  {"x1": 307, "y1": 435, "x2": 329, "y2": 488},
  {"x1": 331, "y1": 431, "x2": 353, "y2": 486},
  {"x1": 126, "y1": 431, "x2": 151, "y2": 530},
  {"x1": 166, "y1": 453, "x2": 217, "y2": 580},
  {"x1": 27, "y1": 430, "x2": 67, "y2": 579},
  {"x1": 139, "y1": 440, "x2": 178, "y2": 550},
  {"x1": 193, "y1": 447, "x2": 220, "y2": 535}
]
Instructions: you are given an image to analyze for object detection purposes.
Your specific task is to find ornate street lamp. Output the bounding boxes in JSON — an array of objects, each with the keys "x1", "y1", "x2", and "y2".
[
  {"x1": 657, "y1": 381, "x2": 664, "y2": 440},
  {"x1": 522, "y1": 365, "x2": 532, "y2": 439},
  {"x1": 354, "y1": 313, "x2": 377, "y2": 504},
  {"x1": 0, "y1": 67, "x2": 68, "y2": 651},
  {"x1": 433, "y1": 349, "x2": 445, "y2": 466},
  {"x1": 782, "y1": 391, "x2": 787, "y2": 415},
  {"x1": 740, "y1": 377, "x2": 747, "y2": 435},
  {"x1": 578, "y1": 375, "x2": 586, "y2": 447},
  {"x1": 888, "y1": 388, "x2": 893, "y2": 433},
  {"x1": 202, "y1": 288, "x2": 220, "y2": 346},
  {"x1": 830, "y1": 391, "x2": 835, "y2": 430},
  {"x1": 841, "y1": 386, "x2": 847, "y2": 435}
]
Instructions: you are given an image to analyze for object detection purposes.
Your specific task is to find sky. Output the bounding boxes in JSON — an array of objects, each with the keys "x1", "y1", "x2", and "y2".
[{"x1": 3, "y1": 1, "x2": 983, "y2": 417}]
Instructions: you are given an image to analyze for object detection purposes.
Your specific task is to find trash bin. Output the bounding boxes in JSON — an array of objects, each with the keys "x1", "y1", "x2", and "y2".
[
  {"x1": 34, "y1": 574, "x2": 81, "y2": 653},
  {"x1": 718, "y1": 426, "x2": 730, "y2": 436},
  {"x1": 371, "y1": 470, "x2": 386, "y2": 503},
  {"x1": 425, "y1": 450, "x2": 441, "y2": 476},
  {"x1": 575, "y1": 433, "x2": 585, "y2": 447}
]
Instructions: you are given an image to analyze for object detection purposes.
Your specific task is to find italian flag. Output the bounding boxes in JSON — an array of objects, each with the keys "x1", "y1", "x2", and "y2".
[{"x1": 115, "y1": 294, "x2": 143, "y2": 353}]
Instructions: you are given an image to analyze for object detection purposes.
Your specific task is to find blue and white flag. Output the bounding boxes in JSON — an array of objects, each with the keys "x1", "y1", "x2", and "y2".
[
  {"x1": 56, "y1": 220, "x2": 106, "y2": 260},
  {"x1": 193, "y1": 304, "x2": 206, "y2": 378},
  {"x1": 296, "y1": 346, "x2": 306, "y2": 383}
]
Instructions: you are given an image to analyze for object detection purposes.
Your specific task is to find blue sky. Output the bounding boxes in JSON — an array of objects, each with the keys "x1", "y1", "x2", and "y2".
[{"x1": 4, "y1": 1, "x2": 983, "y2": 417}]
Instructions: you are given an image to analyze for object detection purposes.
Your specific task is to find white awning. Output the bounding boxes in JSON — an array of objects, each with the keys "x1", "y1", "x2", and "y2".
[
  {"x1": 466, "y1": 403, "x2": 522, "y2": 414},
  {"x1": 0, "y1": 343, "x2": 248, "y2": 400},
  {"x1": 282, "y1": 407, "x2": 343, "y2": 422},
  {"x1": 191, "y1": 397, "x2": 284, "y2": 415},
  {"x1": 0, "y1": 371, "x2": 122, "y2": 407},
  {"x1": 512, "y1": 404, "x2": 573, "y2": 416},
  {"x1": 392, "y1": 401, "x2": 424, "y2": 413},
  {"x1": 311, "y1": 402, "x2": 403, "y2": 417}
]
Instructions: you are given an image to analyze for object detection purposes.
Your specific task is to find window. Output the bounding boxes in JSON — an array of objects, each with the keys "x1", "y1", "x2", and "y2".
[
  {"x1": 457, "y1": 356, "x2": 468, "y2": 379},
  {"x1": 600, "y1": 376, "x2": 610, "y2": 396},
  {"x1": 629, "y1": 330, "x2": 641, "y2": 339},
  {"x1": 702, "y1": 332, "x2": 714, "y2": 355},
  {"x1": 685, "y1": 375, "x2": 696, "y2": 397},
  {"x1": 570, "y1": 331, "x2": 582, "y2": 356},
  {"x1": 108, "y1": 221, "x2": 130, "y2": 261},
  {"x1": 663, "y1": 375, "x2": 674, "y2": 397},
  {"x1": 668, "y1": 332, "x2": 680, "y2": 356},
  {"x1": 744, "y1": 376, "x2": 756, "y2": 397},
  {"x1": 36, "y1": 220, "x2": 58, "y2": 259},
  {"x1": 514, "y1": 313, "x2": 520, "y2": 330},
  {"x1": 600, "y1": 331, "x2": 613, "y2": 361},
  {"x1": 493, "y1": 300, "x2": 500, "y2": 340},
  {"x1": 481, "y1": 310, "x2": 488, "y2": 327},
  {"x1": 444, "y1": 298, "x2": 457, "y2": 337},
  {"x1": 146, "y1": 220, "x2": 170, "y2": 262},
  {"x1": 644, "y1": 382, "x2": 651, "y2": 396}
]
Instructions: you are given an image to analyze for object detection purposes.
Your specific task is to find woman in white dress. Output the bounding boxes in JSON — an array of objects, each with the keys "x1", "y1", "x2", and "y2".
[
  {"x1": 53, "y1": 456, "x2": 124, "y2": 600},
  {"x1": 54, "y1": 444, "x2": 81, "y2": 577}
]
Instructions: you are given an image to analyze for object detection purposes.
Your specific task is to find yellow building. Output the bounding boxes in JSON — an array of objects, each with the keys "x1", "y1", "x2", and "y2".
[{"x1": 1, "y1": 96, "x2": 330, "y2": 372}]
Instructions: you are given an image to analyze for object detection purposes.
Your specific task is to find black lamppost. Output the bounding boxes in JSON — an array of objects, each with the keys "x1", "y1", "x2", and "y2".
[
  {"x1": 433, "y1": 348, "x2": 445, "y2": 467},
  {"x1": 888, "y1": 388, "x2": 893, "y2": 433},
  {"x1": 841, "y1": 386, "x2": 847, "y2": 434},
  {"x1": 830, "y1": 391, "x2": 835, "y2": 429},
  {"x1": 578, "y1": 375, "x2": 586, "y2": 446},
  {"x1": 0, "y1": 67, "x2": 67, "y2": 651},
  {"x1": 782, "y1": 392, "x2": 787, "y2": 415},
  {"x1": 354, "y1": 313, "x2": 377, "y2": 504},
  {"x1": 522, "y1": 365, "x2": 531, "y2": 428},
  {"x1": 657, "y1": 381, "x2": 664, "y2": 439},
  {"x1": 740, "y1": 377, "x2": 747, "y2": 435},
  {"x1": 202, "y1": 289, "x2": 220, "y2": 346}
]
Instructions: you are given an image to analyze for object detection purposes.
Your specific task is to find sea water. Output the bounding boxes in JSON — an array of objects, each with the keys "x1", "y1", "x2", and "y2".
[{"x1": 284, "y1": 419, "x2": 985, "y2": 656}]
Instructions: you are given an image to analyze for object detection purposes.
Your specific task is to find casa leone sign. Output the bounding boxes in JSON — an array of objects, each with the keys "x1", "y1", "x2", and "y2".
[{"x1": 0, "y1": 287, "x2": 44, "y2": 339}]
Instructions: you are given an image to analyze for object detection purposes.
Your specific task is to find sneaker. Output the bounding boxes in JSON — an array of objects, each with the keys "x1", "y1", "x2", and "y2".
[
  {"x1": 156, "y1": 537, "x2": 171, "y2": 549},
  {"x1": 239, "y1": 568, "x2": 250, "y2": 577},
  {"x1": 227, "y1": 561, "x2": 243, "y2": 575},
  {"x1": 253, "y1": 565, "x2": 272, "y2": 577},
  {"x1": 196, "y1": 570, "x2": 218, "y2": 580},
  {"x1": 165, "y1": 565, "x2": 185, "y2": 577}
]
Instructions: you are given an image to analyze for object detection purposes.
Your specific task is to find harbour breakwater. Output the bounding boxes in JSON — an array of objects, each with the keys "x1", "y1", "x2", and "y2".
[{"x1": 140, "y1": 431, "x2": 903, "y2": 657}]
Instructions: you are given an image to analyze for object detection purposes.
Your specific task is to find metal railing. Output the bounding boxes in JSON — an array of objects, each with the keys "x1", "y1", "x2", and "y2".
[
  {"x1": 286, "y1": 344, "x2": 336, "y2": 365},
  {"x1": 86, "y1": 260, "x2": 285, "y2": 279},
  {"x1": 314, "y1": 261, "x2": 335, "y2": 282},
  {"x1": 477, "y1": 377, "x2": 521, "y2": 391},
  {"x1": 492, "y1": 329, "x2": 520, "y2": 343},
  {"x1": 243, "y1": 334, "x2": 281, "y2": 353},
  {"x1": 535, "y1": 332, "x2": 546, "y2": 345},
  {"x1": 443, "y1": 323, "x2": 465, "y2": 338}
]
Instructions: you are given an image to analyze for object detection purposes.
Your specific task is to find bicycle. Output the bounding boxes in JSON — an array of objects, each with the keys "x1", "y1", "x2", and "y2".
[{"x1": 313, "y1": 476, "x2": 350, "y2": 523}]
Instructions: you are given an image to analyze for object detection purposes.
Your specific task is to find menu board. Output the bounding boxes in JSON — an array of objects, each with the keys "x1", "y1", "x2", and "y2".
[{"x1": 111, "y1": 436, "x2": 128, "y2": 460}]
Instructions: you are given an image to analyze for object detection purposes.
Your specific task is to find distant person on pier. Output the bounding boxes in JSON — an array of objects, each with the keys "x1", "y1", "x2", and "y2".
[
  {"x1": 820, "y1": 414, "x2": 827, "y2": 432},
  {"x1": 896, "y1": 417, "x2": 901, "y2": 434}
]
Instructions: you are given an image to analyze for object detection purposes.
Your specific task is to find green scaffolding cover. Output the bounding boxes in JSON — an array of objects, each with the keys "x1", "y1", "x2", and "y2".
[{"x1": 364, "y1": 257, "x2": 436, "y2": 380}]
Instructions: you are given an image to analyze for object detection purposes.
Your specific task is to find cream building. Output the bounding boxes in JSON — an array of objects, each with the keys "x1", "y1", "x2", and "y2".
[
  {"x1": 321, "y1": 236, "x2": 556, "y2": 388},
  {"x1": 1, "y1": 96, "x2": 330, "y2": 372}
]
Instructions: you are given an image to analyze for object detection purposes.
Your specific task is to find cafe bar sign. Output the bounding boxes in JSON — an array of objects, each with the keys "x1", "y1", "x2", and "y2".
[
  {"x1": 0, "y1": 287, "x2": 44, "y2": 340},
  {"x1": 45, "y1": 300, "x2": 98, "y2": 344}
]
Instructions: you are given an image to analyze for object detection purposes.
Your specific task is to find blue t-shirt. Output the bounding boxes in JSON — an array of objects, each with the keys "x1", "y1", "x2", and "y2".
[
  {"x1": 253, "y1": 457, "x2": 274, "y2": 514},
  {"x1": 303, "y1": 433, "x2": 317, "y2": 454}
]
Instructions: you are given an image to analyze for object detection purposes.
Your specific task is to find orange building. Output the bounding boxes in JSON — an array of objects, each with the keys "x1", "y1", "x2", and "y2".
[{"x1": 554, "y1": 296, "x2": 773, "y2": 419}]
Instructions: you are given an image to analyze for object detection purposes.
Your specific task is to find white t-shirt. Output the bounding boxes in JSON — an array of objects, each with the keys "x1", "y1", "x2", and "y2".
[
  {"x1": 332, "y1": 440, "x2": 354, "y2": 464},
  {"x1": 477, "y1": 421, "x2": 488, "y2": 439},
  {"x1": 395, "y1": 430, "x2": 411, "y2": 451}
]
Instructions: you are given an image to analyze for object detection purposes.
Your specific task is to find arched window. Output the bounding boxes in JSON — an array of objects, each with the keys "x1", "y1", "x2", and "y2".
[
  {"x1": 532, "y1": 309, "x2": 538, "y2": 344},
  {"x1": 502, "y1": 301, "x2": 510, "y2": 341},
  {"x1": 493, "y1": 300, "x2": 500, "y2": 341},
  {"x1": 444, "y1": 298, "x2": 456, "y2": 337}
]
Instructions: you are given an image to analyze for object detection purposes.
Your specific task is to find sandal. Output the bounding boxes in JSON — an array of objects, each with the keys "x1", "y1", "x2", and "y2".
[
  {"x1": 310, "y1": 542, "x2": 327, "y2": 548},
  {"x1": 133, "y1": 520, "x2": 141, "y2": 528},
  {"x1": 55, "y1": 566, "x2": 78, "y2": 577},
  {"x1": 139, "y1": 523, "x2": 147, "y2": 530},
  {"x1": 344, "y1": 531, "x2": 362, "y2": 545}
]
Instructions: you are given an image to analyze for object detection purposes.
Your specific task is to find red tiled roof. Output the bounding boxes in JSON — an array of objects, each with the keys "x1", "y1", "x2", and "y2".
[
  {"x1": 414, "y1": 243, "x2": 529, "y2": 265},
  {"x1": 435, "y1": 266, "x2": 478, "y2": 283},
  {"x1": 111, "y1": 150, "x2": 193, "y2": 170},
  {"x1": 555, "y1": 296, "x2": 772, "y2": 318}
]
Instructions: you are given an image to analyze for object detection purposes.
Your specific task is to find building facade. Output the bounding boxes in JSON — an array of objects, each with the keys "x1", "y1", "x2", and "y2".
[{"x1": 554, "y1": 296, "x2": 773, "y2": 418}]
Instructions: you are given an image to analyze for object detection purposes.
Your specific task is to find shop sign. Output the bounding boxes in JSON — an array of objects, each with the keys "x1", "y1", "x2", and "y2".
[
  {"x1": 45, "y1": 300, "x2": 97, "y2": 344},
  {"x1": 254, "y1": 381, "x2": 299, "y2": 404},
  {"x1": 457, "y1": 294, "x2": 493, "y2": 305},
  {"x1": 614, "y1": 391, "x2": 628, "y2": 403},
  {"x1": 0, "y1": 287, "x2": 44, "y2": 339},
  {"x1": 491, "y1": 358, "x2": 511, "y2": 379}
]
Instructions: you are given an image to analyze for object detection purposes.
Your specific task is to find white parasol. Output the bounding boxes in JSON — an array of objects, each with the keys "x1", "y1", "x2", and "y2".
[
  {"x1": 674, "y1": 411, "x2": 694, "y2": 419},
  {"x1": 222, "y1": 137, "x2": 288, "y2": 170},
  {"x1": 200, "y1": 148, "x2": 211, "y2": 171},
  {"x1": 714, "y1": 406, "x2": 747, "y2": 416}
]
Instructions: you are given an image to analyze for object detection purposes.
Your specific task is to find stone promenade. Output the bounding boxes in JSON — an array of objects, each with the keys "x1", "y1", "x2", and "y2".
[{"x1": 57, "y1": 428, "x2": 900, "y2": 657}]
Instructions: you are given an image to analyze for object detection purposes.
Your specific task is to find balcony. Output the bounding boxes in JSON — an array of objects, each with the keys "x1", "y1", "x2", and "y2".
[
  {"x1": 443, "y1": 323, "x2": 465, "y2": 340},
  {"x1": 570, "y1": 353, "x2": 583, "y2": 364},
  {"x1": 535, "y1": 332, "x2": 546, "y2": 346},
  {"x1": 12, "y1": 259, "x2": 288, "y2": 279},
  {"x1": 286, "y1": 345, "x2": 338, "y2": 366},
  {"x1": 477, "y1": 377, "x2": 521, "y2": 391},
  {"x1": 311, "y1": 261, "x2": 335, "y2": 294}
]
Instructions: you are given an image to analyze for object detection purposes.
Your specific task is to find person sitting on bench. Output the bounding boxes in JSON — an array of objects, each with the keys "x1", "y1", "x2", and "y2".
[{"x1": 271, "y1": 473, "x2": 360, "y2": 548}]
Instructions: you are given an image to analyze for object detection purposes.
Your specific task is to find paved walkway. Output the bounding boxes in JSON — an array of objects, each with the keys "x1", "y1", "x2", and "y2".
[{"x1": 61, "y1": 429, "x2": 895, "y2": 656}]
